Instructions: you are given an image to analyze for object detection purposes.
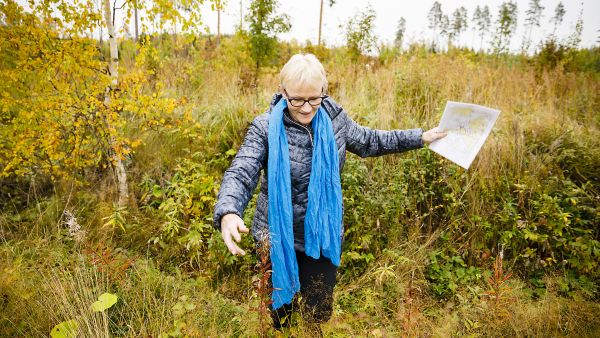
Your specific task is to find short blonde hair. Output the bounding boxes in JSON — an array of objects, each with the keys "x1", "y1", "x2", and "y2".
[{"x1": 279, "y1": 54, "x2": 328, "y2": 93}]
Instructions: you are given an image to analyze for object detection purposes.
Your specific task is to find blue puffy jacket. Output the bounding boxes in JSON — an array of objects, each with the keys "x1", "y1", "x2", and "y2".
[{"x1": 213, "y1": 93, "x2": 423, "y2": 252}]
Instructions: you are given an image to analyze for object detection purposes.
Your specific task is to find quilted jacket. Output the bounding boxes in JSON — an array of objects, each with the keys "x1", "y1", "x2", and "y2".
[{"x1": 213, "y1": 93, "x2": 424, "y2": 252}]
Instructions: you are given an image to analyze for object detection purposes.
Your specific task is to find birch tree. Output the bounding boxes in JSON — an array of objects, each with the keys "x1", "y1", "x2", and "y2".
[
  {"x1": 345, "y1": 6, "x2": 377, "y2": 60},
  {"x1": 247, "y1": 0, "x2": 291, "y2": 70},
  {"x1": 1, "y1": 0, "x2": 185, "y2": 210},
  {"x1": 103, "y1": 0, "x2": 129, "y2": 206}
]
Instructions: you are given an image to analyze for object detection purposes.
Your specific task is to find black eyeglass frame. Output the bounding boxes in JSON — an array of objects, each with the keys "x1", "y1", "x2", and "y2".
[{"x1": 283, "y1": 88, "x2": 328, "y2": 108}]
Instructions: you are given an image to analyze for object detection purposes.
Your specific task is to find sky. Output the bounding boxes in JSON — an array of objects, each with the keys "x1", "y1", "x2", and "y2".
[{"x1": 198, "y1": 0, "x2": 599, "y2": 51}]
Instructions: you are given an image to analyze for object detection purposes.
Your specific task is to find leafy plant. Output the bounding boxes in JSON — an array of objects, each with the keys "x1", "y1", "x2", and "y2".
[
  {"x1": 50, "y1": 291, "x2": 118, "y2": 337},
  {"x1": 426, "y1": 249, "x2": 482, "y2": 299},
  {"x1": 50, "y1": 320, "x2": 78, "y2": 338},
  {"x1": 140, "y1": 153, "x2": 219, "y2": 265},
  {"x1": 102, "y1": 204, "x2": 129, "y2": 232},
  {"x1": 159, "y1": 295, "x2": 197, "y2": 338},
  {"x1": 91, "y1": 293, "x2": 119, "y2": 312}
]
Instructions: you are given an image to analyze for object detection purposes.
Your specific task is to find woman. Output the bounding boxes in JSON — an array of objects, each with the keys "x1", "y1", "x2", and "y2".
[{"x1": 213, "y1": 54, "x2": 446, "y2": 330}]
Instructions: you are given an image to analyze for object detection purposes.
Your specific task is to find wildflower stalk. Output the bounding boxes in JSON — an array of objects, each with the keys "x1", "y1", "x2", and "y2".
[
  {"x1": 252, "y1": 237, "x2": 273, "y2": 337},
  {"x1": 484, "y1": 247, "x2": 515, "y2": 323}
]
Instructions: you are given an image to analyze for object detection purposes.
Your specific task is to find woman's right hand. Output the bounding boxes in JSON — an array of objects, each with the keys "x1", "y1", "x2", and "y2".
[{"x1": 220, "y1": 213, "x2": 249, "y2": 256}]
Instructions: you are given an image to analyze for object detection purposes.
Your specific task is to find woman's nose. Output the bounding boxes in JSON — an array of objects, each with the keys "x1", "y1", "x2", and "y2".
[{"x1": 301, "y1": 101, "x2": 313, "y2": 112}]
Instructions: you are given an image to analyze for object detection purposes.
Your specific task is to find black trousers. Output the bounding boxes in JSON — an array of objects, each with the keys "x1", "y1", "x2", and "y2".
[{"x1": 271, "y1": 251, "x2": 338, "y2": 328}]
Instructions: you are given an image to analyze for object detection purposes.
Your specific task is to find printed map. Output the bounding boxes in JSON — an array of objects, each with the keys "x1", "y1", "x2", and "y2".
[{"x1": 429, "y1": 101, "x2": 500, "y2": 169}]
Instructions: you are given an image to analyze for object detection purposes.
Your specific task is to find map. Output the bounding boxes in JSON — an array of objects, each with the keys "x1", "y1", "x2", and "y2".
[{"x1": 429, "y1": 101, "x2": 500, "y2": 170}]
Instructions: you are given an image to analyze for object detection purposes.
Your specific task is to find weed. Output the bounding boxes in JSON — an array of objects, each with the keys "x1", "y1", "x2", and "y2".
[
  {"x1": 82, "y1": 245, "x2": 134, "y2": 284},
  {"x1": 251, "y1": 237, "x2": 274, "y2": 337},
  {"x1": 401, "y1": 271, "x2": 420, "y2": 337},
  {"x1": 483, "y1": 248, "x2": 515, "y2": 325}
]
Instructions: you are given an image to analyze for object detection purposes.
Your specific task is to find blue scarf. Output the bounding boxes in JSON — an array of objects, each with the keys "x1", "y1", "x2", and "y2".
[{"x1": 268, "y1": 97, "x2": 343, "y2": 310}]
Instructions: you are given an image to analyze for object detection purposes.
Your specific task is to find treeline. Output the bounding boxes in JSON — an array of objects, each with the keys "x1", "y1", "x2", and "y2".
[{"x1": 412, "y1": 0, "x2": 583, "y2": 54}]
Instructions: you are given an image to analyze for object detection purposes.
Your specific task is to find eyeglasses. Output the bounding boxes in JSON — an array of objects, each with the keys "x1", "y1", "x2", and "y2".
[{"x1": 283, "y1": 89, "x2": 328, "y2": 108}]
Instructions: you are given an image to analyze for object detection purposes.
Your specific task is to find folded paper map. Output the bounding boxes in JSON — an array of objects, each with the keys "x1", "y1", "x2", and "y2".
[{"x1": 429, "y1": 101, "x2": 500, "y2": 170}]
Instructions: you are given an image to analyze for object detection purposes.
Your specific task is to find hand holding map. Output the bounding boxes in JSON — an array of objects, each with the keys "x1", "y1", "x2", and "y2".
[{"x1": 429, "y1": 101, "x2": 500, "y2": 170}]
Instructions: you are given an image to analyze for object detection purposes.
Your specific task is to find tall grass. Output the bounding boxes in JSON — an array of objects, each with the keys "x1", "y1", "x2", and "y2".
[{"x1": 2, "y1": 41, "x2": 599, "y2": 336}]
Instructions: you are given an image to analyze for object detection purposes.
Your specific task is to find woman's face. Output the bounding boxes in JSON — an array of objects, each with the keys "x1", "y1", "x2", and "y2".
[{"x1": 282, "y1": 82, "x2": 323, "y2": 126}]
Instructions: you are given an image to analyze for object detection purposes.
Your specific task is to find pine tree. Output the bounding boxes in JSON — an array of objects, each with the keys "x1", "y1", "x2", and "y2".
[
  {"x1": 427, "y1": 1, "x2": 444, "y2": 51},
  {"x1": 492, "y1": 1, "x2": 518, "y2": 54},
  {"x1": 394, "y1": 17, "x2": 406, "y2": 50},
  {"x1": 550, "y1": 1, "x2": 566, "y2": 38},
  {"x1": 566, "y1": 8, "x2": 584, "y2": 49},
  {"x1": 522, "y1": 0, "x2": 544, "y2": 54},
  {"x1": 449, "y1": 6, "x2": 468, "y2": 48},
  {"x1": 439, "y1": 14, "x2": 450, "y2": 50},
  {"x1": 473, "y1": 5, "x2": 491, "y2": 52}
]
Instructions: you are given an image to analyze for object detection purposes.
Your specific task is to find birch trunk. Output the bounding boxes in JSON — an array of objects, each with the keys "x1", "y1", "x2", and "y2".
[
  {"x1": 98, "y1": 0, "x2": 103, "y2": 43},
  {"x1": 217, "y1": 0, "x2": 221, "y2": 46},
  {"x1": 134, "y1": 0, "x2": 139, "y2": 41},
  {"x1": 318, "y1": 0, "x2": 323, "y2": 45},
  {"x1": 103, "y1": 0, "x2": 129, "y2": 207}
]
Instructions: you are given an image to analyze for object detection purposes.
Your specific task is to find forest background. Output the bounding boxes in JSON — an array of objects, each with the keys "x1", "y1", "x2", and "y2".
[{"x1": 1, "y1": 0, "x2": 599, "y2": 336}]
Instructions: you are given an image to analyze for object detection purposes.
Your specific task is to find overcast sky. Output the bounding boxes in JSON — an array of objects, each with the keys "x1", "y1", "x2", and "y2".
[{"x1": 199, "y1": 0, "x2": 599, "y2": 51}]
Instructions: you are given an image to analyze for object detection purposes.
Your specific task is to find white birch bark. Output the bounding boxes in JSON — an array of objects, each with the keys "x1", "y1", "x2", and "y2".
[
  {"x1": 217, "y1": 0, "x2": 221, "y2": 46},
  {"x1": 103, "y1": 0, "x2": 129, "y2": 207},
  {"x1": 318, "y1": 0, "x2": 323, "y2": 45}
]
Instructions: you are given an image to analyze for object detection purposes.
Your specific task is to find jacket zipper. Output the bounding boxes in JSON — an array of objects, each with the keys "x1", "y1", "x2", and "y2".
[{"x1": 283, "y1": 113, "x2": 313, "y2": 147}]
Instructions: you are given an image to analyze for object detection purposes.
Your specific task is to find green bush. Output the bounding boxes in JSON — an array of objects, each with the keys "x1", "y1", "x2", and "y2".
[
  {"x1": 425, "y1": 248, "x2": 482, "y2": 299},
  {"x1": 140, "y1": 153, "x2": 219, "y2": 265}
]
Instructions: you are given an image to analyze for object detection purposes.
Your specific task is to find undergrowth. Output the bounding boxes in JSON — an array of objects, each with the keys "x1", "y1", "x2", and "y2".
[{"x1": 1, "y1": 36, "x2": 599, "y2": 336}]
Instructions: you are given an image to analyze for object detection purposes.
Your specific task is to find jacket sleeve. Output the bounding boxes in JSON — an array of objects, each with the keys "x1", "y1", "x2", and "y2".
[
  {"x1": 344, "y1": 111, "x2": 424, "y2": 158},
  {"x1": 213, "y1": 117, "x2": 268, "y2": 230}
]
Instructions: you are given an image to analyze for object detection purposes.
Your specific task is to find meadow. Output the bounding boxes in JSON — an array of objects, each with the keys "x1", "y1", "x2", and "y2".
[{"x1": 1, "y1": 5, "x2": 600, "y2": 336}]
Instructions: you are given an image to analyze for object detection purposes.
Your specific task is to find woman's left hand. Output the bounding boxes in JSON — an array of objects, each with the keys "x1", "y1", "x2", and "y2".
[{"x1": 422, "y1": 127, "x2": 448, "y2": 144}]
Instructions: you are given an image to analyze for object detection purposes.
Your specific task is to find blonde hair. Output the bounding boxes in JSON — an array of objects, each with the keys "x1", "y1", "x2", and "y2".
[{"x1": 279, "y1": 53, "x2": 328, "y2": 93}]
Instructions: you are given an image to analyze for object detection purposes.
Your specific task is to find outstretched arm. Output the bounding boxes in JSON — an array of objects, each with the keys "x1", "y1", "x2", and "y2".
[
  {"x1": 213, "y1": 116, "x2": 268, "y2": 255},
  {"x1": 344, "y1": 112, "x2": 425, "y2": 157}
]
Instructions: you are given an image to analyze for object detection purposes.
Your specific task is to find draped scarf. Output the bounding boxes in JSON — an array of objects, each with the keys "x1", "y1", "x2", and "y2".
[{"x1": 268, "y1": 97, "x2": 343, "y2": 310}]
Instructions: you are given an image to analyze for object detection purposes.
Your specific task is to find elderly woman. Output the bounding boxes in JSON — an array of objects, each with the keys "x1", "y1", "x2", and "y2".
[{"x1": 213, "y1": 54, "x2": 446, "y2": 330}]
